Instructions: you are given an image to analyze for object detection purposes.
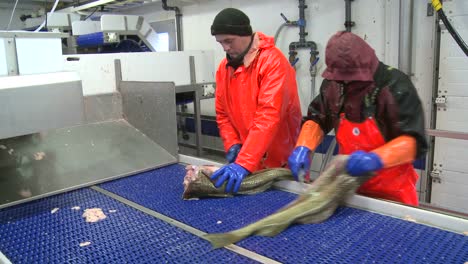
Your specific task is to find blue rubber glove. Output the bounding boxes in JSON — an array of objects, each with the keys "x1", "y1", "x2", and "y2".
[
  {"x1": 346, "y1": 150, "x2": 383, "y2": 176},
  {"x1": 287, "y1": 146, "x2": 312, "y2": 181},
  {"x1": 210, "y1": 163, "x2": 250, "y2": 193},
  {"x1": 226, "y1": 144, "x2": 242, "y2": 163}
]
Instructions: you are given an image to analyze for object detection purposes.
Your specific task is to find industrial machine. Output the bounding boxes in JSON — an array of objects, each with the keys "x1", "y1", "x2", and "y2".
[
  {"x1": 32, "y1": 12, "x2": 162, "y2": 53},
  {"x1": 0, "y1": 1, "x2": 467, "y2": 262},
  {"x1": 71, "y1": 14, "x2": 161, "y2": 53}
]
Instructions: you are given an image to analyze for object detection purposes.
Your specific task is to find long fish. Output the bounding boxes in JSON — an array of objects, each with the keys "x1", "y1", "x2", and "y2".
[
  {"x1": 204, "y1": 155, "x2": 370, "y2": 249},
  {"x1": 183, "y1": 165, "x2": 294, "y2": 200}
]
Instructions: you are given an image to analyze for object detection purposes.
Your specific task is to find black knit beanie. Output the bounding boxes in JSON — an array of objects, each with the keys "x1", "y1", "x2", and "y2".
[{"x1": 211, "y1": 8, "x2": 253, "y2": 36}]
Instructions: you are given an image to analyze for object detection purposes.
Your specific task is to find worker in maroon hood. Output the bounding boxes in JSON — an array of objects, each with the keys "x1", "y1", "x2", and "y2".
[
  {"x1": 209, "y1": 8, "x2": 302, "y2": 194},
  {"x1": 288, "y1": 31, "x2": 427, "y2": 206}
]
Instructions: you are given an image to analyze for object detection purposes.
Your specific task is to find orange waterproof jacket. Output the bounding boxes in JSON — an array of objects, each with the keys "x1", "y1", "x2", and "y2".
[{"x1": 215, "y1": 32, "x2": 302, "y2": 172}]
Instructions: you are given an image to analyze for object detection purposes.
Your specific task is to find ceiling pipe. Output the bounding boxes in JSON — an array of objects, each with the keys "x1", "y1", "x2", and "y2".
[{"x1": 161, "y1": 0, "x2": 183, "y2": 51}]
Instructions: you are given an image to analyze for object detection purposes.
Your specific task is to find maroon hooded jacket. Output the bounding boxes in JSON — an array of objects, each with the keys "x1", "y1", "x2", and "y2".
[{"x1": 307, "y1": 31, "x2": 427, "y2": 157}]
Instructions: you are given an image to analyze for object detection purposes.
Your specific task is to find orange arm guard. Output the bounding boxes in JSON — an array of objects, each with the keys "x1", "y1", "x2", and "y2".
[
  {"x1": 295, "y1": 120, "x2": 324, "y2": 151},
  {"x1": 372, "y1": 135, "x2": 417, "y2": 168}
]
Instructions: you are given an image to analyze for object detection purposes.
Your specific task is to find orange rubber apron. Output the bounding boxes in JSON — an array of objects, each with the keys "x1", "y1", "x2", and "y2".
[{"x1": 336, "y1": 113, "x2": 419, "y2": 206}]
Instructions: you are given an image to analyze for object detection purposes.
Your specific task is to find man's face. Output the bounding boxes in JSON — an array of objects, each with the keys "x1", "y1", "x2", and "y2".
[{"x1": 215, "y1": 34, "x2": 250, "y2": 58}]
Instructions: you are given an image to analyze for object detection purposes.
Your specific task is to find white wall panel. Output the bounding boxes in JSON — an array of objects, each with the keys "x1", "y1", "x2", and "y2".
[
  {"x1": 443, "y1": 1, "x2": 468, "y2": 29},
  {"x1": 431, "y1": 170, "x2": 468, "y2": 213},
  {"x1": 63, "y1": 51, "x2": 214, "y2": 96},
  {"x1": 435, "y1": 97, "x2": 468, "y2": 132},
  {"x1": 16, "y1": 37, "x2": 63, "y2": 75},
  {"x1": 431, "y1": 0, "x2": 468, "y2": 214},
  {"x1": 122, "y1": 52, "x2": 191, "y2": 83},
  {"x1": 412, "y1": 1, "x2": 436, "y2": 128},
  {"x1": 122, "y1": 51, "x2": 214, "y2": 84},
  {"x1": 433, "y1": 138, "x2": 468, "y2": 173},
  {"x1": 438, "y1": 37, "x2": 468, "y2": 97},
  {"x1": 0, "y1": 40, "x2": 7, "y2": 76},
  {"x1": 63, "y1": 53, "x2": 118, "y2": 95}
]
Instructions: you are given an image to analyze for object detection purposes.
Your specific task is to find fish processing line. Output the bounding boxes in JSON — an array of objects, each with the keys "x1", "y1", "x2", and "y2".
[
  {"x1": 0, "y1": 33, "x2": 467, "y2": 264},
  {"x1": 1, "y1": 156, "x2": 468, "y2": 263}
]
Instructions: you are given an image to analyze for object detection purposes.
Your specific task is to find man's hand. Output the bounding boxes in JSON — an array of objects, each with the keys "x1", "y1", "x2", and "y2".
[
  {"x1": 226, "y1": 144, "x2": 242, "y2": 163},
  {"x1": 287, "y1": 146, "x2": 312, "y2": 182},
  {"x1": 210, "y1": 163, "x2": 250, "y2": 193},
  {"x1": 346, "y1": 150, "x2": 383, "y2": 176}
]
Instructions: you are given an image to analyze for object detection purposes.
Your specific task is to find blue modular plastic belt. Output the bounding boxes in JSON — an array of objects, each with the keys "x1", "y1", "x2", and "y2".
[
  {"x1": 102, "y1": 164, "x2": 299, "y2": 234},
  {"x1": 0, "y1": 188, "x2": 257, "y2": 264},
  {"x1": 99, "y1": 164, "x2": 468, "y2": 264}
]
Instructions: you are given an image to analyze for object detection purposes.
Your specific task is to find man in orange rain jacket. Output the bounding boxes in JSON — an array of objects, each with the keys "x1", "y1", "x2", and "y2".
[
  {"x1": 209, "y1": 8, "x2": 302, "y2": 194},
  {"x1": 288, "y1": 31, "x2": 428, "y2": 206}
]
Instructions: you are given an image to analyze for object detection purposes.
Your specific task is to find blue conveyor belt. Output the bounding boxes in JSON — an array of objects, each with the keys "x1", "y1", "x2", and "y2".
[
  {"x1": 0, "y1": 188, "x2": 257, "y2": 264},
  {"x1": 98, "y1": 164, "x2": 468, "y2": 264},
  {"x1": 102, "y1": 164, "x2": 298, "y2": 233},
  {"x1": 76, "y1": 32, "x2": 105, "y2": 48}
]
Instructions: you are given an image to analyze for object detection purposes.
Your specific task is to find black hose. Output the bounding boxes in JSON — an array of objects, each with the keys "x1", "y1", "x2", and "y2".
[
  {"x1": 437, "y1": 9, "x2": 468, "y2": 56},
  {"x1": 84, "y1": 7, "x2": 98, "y2": 20}
]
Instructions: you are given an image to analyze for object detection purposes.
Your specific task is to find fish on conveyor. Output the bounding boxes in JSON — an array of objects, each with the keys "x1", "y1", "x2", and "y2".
[
  {"x1": 182, "y1": 165, "x2": 294, "y2": 200},
  {"x1": 204, "y1": 155, "x2": 370, "y2": 249}
]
